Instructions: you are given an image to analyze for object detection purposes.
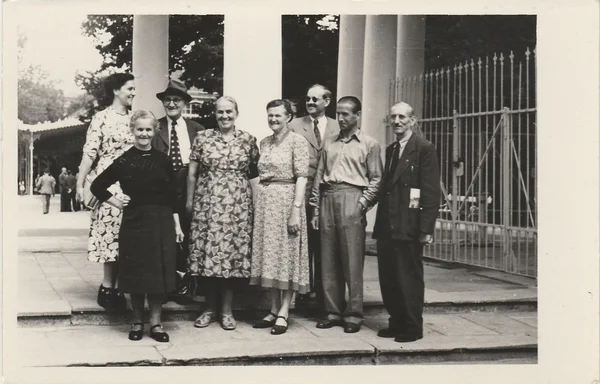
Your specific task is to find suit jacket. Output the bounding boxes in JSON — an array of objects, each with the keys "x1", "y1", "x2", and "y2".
[
  {"x1": 373, "y1": 132, "x2": 441, "y2": 242},
  {"x1": 289, "y1": 115, "x2": 339, "y2": 186},
  {"x1": 152, "y1": 116, "x2": 205, "y2": 156},
  {"x1": 37, "y1": 175, "x2": 56, "y2": 195},
  {"x1": 58, "y1": 173, "x2": 69, "y2": 193}
]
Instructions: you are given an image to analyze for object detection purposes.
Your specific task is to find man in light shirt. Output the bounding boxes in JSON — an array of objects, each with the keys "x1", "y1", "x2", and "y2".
[
  {"x1": 310, "y1": 96, "x2": 382, "y2": 333},
  {"x1": 373, "y1": 101, "x2": 440, "y2": 343},
  {"x1": 153, "y1": 79, "x2": 205, "y2": 304},
  {"x1": 290, "y1": 84, "x2": 339, "y2": 309}
]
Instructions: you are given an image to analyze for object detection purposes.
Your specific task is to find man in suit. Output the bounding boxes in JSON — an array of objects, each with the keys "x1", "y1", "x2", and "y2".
[
  {"x1": 58, "y1": 167, "x2": 71, "y2": 212},
  {"x1": 290, "y1": 84, "x2": 339, "y2": 308},
  {"x1": 66, "y1": 169, "x2": 80, "y2": 212},
  {"x1": 36, "y1": 168, "x2": 56, "y2": 214},
  {"x1": 373, "y1": 102, "x2": 441, "y2": 343},
  {"x1": 153, "y1": 79, "x2": 205, "y2": 304}
]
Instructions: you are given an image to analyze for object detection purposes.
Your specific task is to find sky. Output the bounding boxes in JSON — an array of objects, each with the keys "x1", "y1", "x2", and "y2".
[{"x1": 18, "y1": 13, "x2": 103, "y2": 98}]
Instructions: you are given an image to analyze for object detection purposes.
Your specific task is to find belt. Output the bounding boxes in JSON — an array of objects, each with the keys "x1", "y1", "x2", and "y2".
[
  {"x1": 321, "y1": 182, "x2": 364, "y2": 192},
  {"x1": 259, "y1": 178, "x2": 296, "y2": 186}
]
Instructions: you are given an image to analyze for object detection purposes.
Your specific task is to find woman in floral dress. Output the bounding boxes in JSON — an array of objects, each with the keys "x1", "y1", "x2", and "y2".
[
  {"x1": 250, "y1": 99, "x2": 310, "y2": 335},
  {"x1": 186, "y1": 96, "x2": 260, "y2": 331},
  {"x1": 76, "y1": 73, "x2": 135, "y2": 310}
]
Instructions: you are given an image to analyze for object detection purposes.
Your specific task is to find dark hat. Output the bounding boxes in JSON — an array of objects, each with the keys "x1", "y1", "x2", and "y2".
[{"x1": 156, "y1": 79, "x2": 192, "y2": 103}]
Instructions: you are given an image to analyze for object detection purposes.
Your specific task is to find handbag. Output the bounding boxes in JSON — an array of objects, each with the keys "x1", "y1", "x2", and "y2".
[{"x1": 82, "y1": 169, "x2": 100, "y2": 210}]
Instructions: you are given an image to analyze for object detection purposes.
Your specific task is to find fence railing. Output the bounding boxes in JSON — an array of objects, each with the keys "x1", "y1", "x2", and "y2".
[{"x1": 390, "y1": 48, "x2": 537, "y2": 278}]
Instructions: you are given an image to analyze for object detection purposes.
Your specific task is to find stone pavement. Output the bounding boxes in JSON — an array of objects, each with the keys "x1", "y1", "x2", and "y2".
[{"x1": 15, "y1": 195, "x2": 538, "y2": 365}]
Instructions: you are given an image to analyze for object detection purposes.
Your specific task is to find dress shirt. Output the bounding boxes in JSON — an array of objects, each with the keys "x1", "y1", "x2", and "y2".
[
  {"x1": 397, "y1": 129, "x2": 413, "y2": 159},
  {"x1": 310, "y1": 128, "x2": 383, "y2": 213},
  {"x1": 309, "y1": 115, "x2": 328, "y2": 143},
  {"x1": 168, "y1": 116, "x2": 192, "y2": 164}
]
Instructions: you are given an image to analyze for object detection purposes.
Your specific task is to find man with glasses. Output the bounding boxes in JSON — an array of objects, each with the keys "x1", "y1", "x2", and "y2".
[
  {"x1": 154, "y1": 79, "x2": 205, "y2": 304},
  {"x1": 290, "y1": 84, "x2": 339, "y2": 309}
]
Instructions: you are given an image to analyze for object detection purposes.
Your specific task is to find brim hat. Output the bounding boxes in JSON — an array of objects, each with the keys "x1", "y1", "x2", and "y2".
[{"x1": 156, "y1": 79, "x2": 192, "y2": 103}]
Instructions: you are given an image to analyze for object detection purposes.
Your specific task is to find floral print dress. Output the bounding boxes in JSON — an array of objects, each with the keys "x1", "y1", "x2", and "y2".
[
  {"x1": 250, "y1": 131, "x2": 310, "y2": 294},
  {"x1": 188, "y1": 129, "x2": 259, "y2": 279},
  {"x1": 82, "y1": 107, "x2": 133, "y2": 263}
]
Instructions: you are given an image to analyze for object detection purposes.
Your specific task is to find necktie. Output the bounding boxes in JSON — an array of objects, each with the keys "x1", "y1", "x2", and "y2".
[
  {"x1": 313, "y1": 119, "x2": 322, "y2": 147},
  {"x1": 170, "y1": 120, "x2": 183, "y2": 172}
]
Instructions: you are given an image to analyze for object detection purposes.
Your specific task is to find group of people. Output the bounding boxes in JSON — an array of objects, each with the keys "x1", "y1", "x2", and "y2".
[
  {"x1": 77, "y1": 72, "x2": 441, "y2": 344},
  {"x1": 32, "y1": 167, "x2": 81, "y2": 213}
]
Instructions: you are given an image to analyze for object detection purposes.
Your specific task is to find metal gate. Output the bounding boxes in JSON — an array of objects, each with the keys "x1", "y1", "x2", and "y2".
[{"x1": 389, "y1": 48, "x2": 537, "y2": 277}]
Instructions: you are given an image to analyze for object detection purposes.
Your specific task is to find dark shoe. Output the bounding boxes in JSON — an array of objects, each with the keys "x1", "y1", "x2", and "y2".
[
  {"x1": 377, "y1": 328, "x2": 398, "y2": 338},
  {"x1": 113, "y1": 290, "x2": 127, "y2": 310},
  {"x1": 316, "y1": 318, "x2": 344, "y2": 329},
  {"x1": 97, "y1": 285, "x2": 113, "y2": 309},
  {"x1": 394, "y1": 334, "x2": 423, "y2": 343},
  {"x1": 150, "y1": 324, "x2": 170, "y2": 343},
  {"x1": 344, "y1": 323, "x2": 361, "y2": 333},
  {"x1": 271, "y1": 316, "x2": 288, "y2": 335},
  {"x1": 128, "y1": 323, "x2": 144, "y2": 341},
  {"x1": 253, "y1": 312, "x2": 278, "y2": 329}
]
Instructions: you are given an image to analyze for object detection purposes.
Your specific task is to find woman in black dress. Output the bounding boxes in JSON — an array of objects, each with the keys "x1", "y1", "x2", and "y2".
[{"x1": 91, "y1": 110, "x2": 184, "y2": 342}]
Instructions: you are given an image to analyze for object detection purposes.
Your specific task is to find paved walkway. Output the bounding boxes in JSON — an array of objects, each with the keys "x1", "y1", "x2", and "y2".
[{"x1": 15, "y1": 195, "x2": 538, "y2": 366}]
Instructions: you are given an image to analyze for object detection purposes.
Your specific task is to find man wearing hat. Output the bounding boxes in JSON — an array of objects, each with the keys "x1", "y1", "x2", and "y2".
[{"x1": 153, "y1": 79, "x2": 205, "y2": 304}]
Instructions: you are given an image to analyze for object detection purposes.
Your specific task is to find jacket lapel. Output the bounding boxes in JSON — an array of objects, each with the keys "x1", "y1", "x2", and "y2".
[
  {"x1": 184, "y1": 118, "x2": 197, "y2": 143},
  {"x1": 158, "y1": 117, "x2": 169, "y2": 149},
  {"x1": 391, "y1": 133, "x2": 417, "y2": 185},
  {"x1": 302, "y1": 116, "x2": 319, "y2": 149},
  {"x1": 324, "y1": 117, "x2": 339, "y2": 144}
]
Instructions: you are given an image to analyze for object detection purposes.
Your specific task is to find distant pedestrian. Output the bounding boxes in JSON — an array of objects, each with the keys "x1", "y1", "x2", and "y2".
[
  {"x1": 66, "y1": 170, "x2": 79, "y2": 211},
  {"x1": 373, "y1": 101, "x2": 441, "y2": 343},
  {"x1": 91, "y1": 110, "x2": 184, "y2": 342},
  {"x1": 19, "y1": 181, "x2": 25, "y2": 195},
  {"x1": 59, "y1": 167, "x2": 71, "y2": 212},
  {"x1": 36, "y1": 169, "x2": 56, "y2": 214}
]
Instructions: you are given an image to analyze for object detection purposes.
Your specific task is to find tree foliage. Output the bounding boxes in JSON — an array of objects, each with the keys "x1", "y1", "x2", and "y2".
[
  {"x1": 282, "y1": 15, "x2": 339, "y2": 118},
  {"x1": 18, "y1": 32, "x2": 66, "y2": 124},
  {"x1": 78, "y1": 15, "x2": 224, "y2": 125}
]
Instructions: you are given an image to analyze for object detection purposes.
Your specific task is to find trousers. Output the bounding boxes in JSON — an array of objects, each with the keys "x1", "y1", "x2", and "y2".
[{"x1": 319, "y1": 184, "x2": 366, "y2": 325}]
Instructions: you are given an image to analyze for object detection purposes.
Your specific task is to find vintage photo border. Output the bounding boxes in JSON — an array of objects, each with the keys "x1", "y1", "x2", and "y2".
[{"x1": 2, "y1": 0, "x2": 599, "y2": 382}]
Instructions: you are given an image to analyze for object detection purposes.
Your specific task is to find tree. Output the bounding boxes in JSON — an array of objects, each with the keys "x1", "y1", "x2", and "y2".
[
  {"x1": 18, "y1": 31, "x2": 66, "y2": 124},
  {"x1": 282, "y1": 15, "x2": 339, "y2": 118},
  {"x1": 78, "y1": 15, "x2": 224, "y2": 126}
]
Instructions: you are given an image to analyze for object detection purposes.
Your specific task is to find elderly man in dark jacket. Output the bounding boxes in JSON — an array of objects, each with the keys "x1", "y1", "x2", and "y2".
[{"x1": 373, "y1": 101, "x2": 441, "y2": 343}]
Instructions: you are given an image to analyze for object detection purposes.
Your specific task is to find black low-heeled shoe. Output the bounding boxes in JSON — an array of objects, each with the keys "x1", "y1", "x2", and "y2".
[
  {"x1": 271, "y1": 316, "x2": 288, "y2": 335},
  {"x1": 150, "y1": 324, "x2": 170, "y2": 343},
  {"x1": 128, "y1": 322, "x2": 144, "y2": 341},
  {"x1": 97, "y1": 285, "x2": 113, "y2": 309},
  {"x1": 253, "y1": 312, "x2": 278, "y2": 329}
]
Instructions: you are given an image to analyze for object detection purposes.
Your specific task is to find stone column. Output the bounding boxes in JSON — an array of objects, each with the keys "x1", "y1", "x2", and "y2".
[
  {"x1": 223, "y1": 14, "x2": 282, "y2": 142},
  {"x1": 361, "y1": 15, "x2": 399, "y2": 231},
  {"x1": 132, "y1": 15, "x2": 170, "y2": 118},
  {"x1": 337, "y1": 15, "x2": 366, "y2": 100},
  {"x1": 396, "y1": 16, "x2": 426, "y2": 120}
]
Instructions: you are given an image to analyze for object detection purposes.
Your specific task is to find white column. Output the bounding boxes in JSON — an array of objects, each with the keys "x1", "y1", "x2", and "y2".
[
  {"x1": 337, "y1": 15, "x2": 366, "y2": 100},
  {"x1": 132, "y1": 15, "x2": 170, "y2": 118},
  {"x1": 361, "y1": 15, "x2": 398, "y2": 231},
  {"x1": 396, "y1": 16, "x2": 426, "y2": 120},
  {"x1": 224, "y1": 14, "x2": 282, "y2": 142}
]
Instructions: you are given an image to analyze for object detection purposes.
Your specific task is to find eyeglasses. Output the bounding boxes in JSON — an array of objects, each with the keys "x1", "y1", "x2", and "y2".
[
  {"x1": 163, "y1": 98, "x2": 183, "y2": 105},
  {"x1": 305, "y1": 96, "x2": 322, "y2": 103}
]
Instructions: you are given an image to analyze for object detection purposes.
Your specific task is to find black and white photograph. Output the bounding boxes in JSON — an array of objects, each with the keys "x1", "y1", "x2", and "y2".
[{"x1": 2, "y1": 1, "x2": 598, "y2": 383}]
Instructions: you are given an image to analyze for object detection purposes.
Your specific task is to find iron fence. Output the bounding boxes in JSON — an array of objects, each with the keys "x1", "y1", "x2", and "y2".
[{"x1": 389, "y1": 48, "x2": 537, "y2": 277}]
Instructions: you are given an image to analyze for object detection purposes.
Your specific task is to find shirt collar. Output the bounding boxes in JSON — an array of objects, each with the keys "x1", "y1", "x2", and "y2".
[
  {"x1": 309, "y1": 115, "x2": 327, "y2": 127},
  {"x1": 397, "y1": 129, "x2": 413, "y2": 146},
  {"x1": 336, "y1": 128, "x2": 362, "y2": 142},
  {"x1": 169, "y1": 116, "x2": 185, "y2": 127}
]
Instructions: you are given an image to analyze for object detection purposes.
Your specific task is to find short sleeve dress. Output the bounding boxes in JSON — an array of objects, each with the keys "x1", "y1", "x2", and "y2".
[
  {"x1": 82, "y1": 107, "x2": 134, "y2": 263},
  {"x1": 188, "y1": 129, "x2": 260, "y2": 280},
  {"x1": 250, "y1": 131, "x2": 310, "y2": 294}
]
